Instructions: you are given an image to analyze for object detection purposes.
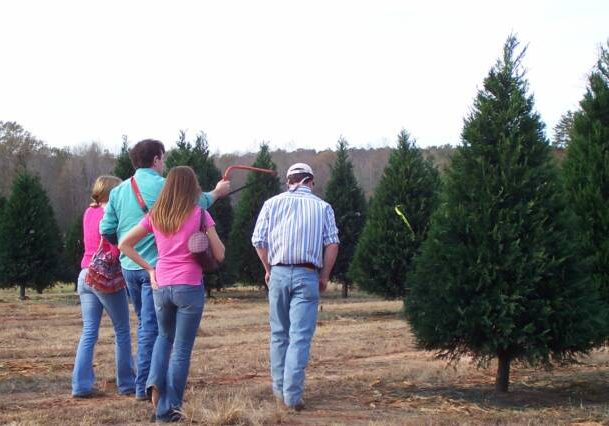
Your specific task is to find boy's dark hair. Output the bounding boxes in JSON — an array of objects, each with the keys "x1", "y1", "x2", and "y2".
[
  {"x1": 129, "y1": 139, "x2": 165, "y2": 169},
  {"x1": 287, "y1": 173, "x2": 313, "y2": 185}
]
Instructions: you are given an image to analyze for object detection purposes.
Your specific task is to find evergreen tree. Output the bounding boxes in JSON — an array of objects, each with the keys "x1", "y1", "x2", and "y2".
[
  {"x1": 0, "y1": 170, "x2": 63, "y2": 299},
  {"x1": 64, "y1": 215, "x2": 84, "y2": 292},
  {"x1": 348, "y1": 130, "x2": 439, "y2": 299},
  {"x1": 552, "y1": 110, "x2": 575, "y2": 149},
  {"x1": 562, "y1": 41, "x2": 609, "y2": 312},
  {"x1": 165, "y1": 130, "x2": 234, "y2": 294},
  {"x1": 113, "y1": 135, "x2": 135, "y2": 179},
  {"x1": 405, "y1": 36, "x2": 606, "y2": 393},
  {"x1": 226, "y1": 143, "x2": 281, "y2": 287},
  {"x1": 324, "y1": 137, "x2": 367, "y2": 297},
  {"x1": 0, "y1": 195, "x2": 6, "y2": 285}
]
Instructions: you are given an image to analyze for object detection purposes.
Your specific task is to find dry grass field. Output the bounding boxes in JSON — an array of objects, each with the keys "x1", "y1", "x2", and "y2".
[{"x1": 1, "y1": 284, "x2": 609, "y2": 425}]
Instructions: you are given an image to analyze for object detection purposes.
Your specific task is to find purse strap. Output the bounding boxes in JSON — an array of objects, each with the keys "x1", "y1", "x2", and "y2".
[
  {"x1": 199, "y1": 207, "x2": 206, "y2": 232},
  {"x1": 130, "y1": 177, "x2": 149, "y2": 213}
]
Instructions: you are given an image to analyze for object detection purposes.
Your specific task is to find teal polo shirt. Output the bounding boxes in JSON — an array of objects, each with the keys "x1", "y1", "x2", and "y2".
[{"x1": 100, "y1": 168, "x2": 214, "y2": 270}]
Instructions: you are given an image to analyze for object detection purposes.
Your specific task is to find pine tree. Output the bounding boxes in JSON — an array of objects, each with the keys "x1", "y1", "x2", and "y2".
[
  {"x1": 348, "y1": 130, "x2": 439, "y2": 299},
  {"x1": 405, "y1": 36, "x2": 606, "y2": 393},
  {"x1": 165, "y1": 131, "x2": 234, "y2": 294},
  {"x1": 552, "y1": 110, "x2": 575, "y2": 149},
  {"x1": 113, "y1": 135, "x2": 135, "y2": 180},
  {"x1": 0, "y1": 170, "x2": 63, "y2": 299},
  {"x1": 64, "y1": 215, "x2": 84, "y2": 292},
  {"x1": 226, "y1": 143, "x2": 281, "y2": 287},
  {"x1": 562, "y1": 41, "x2": 609, "y2": 312},
  {"x1": 324, "y1": 137, "x2": 367, "y2": 297},
  {"x1": 0, "y1": 195, "x2": 6, "y2": 285}
]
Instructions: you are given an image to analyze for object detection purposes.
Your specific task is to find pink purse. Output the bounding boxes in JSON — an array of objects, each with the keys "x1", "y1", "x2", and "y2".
[{"x1": 187, "y1": 208, "x2": 220, "y2": 272}]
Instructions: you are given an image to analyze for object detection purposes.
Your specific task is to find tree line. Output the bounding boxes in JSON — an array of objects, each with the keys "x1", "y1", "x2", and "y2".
[{"x1": 0, "y1": 34, "x2": 607, "y2": 394}]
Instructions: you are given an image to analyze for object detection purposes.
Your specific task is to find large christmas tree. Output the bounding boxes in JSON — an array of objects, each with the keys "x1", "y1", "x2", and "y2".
[
  {"x1": 325, "y1": 137, "x2": 367, "y2": 297},
  {"x1": 562, "y1": 42, "x2": 609, "y2": 311},
  {"x1": 165, "y1": 131, "x2": 233, "y2": 294},
  {"x1": 405, "y1": 36, "x2": 606, "y2": 392},
  {"x1": 0, "y1": 170, "x2": 63, "y2": 299},
  {"x1": 226, "y1": 143, "x2": 281, "y2": 287},
  {"x1": 349, "y1": 130, "x2": 439, "y2": 299}
]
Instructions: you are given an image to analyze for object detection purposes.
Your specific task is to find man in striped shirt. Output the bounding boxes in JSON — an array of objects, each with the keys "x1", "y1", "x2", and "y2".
[{"x1": 252, "y1": 162, "x2": 339, "y2": 411}]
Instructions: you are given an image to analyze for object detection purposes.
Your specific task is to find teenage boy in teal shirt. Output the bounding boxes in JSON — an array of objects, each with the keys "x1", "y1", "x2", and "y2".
[{"x1": 100, "y1": 139, "x2": 230, "y2": 400}]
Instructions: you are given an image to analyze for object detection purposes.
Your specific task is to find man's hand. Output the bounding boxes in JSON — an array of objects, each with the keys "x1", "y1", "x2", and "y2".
[
  {"x1": 319, "y1": 274, "x2": 329, "y2": 293},
  {"x1": 213, "y1": 179, "x2": 231, "y2": 199},
  {"x1": 265, "y1": 270, "x2": 271, "y2": 286}
]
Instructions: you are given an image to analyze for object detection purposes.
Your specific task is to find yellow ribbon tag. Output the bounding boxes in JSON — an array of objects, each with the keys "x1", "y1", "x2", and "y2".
[{"x1": 394, "y1": 205, "x2": 415, "y2": 237}]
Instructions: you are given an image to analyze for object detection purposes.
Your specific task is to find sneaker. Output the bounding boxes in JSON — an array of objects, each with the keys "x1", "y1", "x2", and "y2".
[
  {"x1": 289, "y1": 401, "x2": 305, "y2": 412},
  {"x1": 283, "y1": 400, "x2": 305, "y2": 413},
  {"x1": 156, "y1": 409, "x2": 185, "y2": 423},
  {"x1": 72, "y1": 389, "x2": 104, "y2": 399},
  {"x1": 72, "y1": 393, "x2": 93, "y2": 399}
]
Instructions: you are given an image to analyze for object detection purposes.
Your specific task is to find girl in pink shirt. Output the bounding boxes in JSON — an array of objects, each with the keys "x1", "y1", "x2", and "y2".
[
  {"x1": 72, "y1": 175, "x2": 135, "y2": 398},
  {"x1": 119, "y1": 166, "x2": 224, "y2": 422}
]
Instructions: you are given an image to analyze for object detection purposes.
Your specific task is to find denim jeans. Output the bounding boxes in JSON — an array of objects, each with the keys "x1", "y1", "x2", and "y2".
[
  {"x1": 72, "y1": 268, "x2": 135, "y2": 396},
  {"x1": 147, "y1": 284, "x2": 204, "y2": 421},
  {"x1": 122, "y1": 268, "x2": 159, "y2": 398},
  {"x1": 268, "y1": 265, "x2": 319, "y2": 407}
]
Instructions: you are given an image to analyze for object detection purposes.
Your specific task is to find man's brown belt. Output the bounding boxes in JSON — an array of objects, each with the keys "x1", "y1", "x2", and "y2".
[{"x1": 275, "y1": 263, "x2": 317, "y2": 270}]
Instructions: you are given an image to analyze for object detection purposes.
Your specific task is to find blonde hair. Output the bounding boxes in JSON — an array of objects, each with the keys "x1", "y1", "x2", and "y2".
[
  {"x1": 90, "y1": 175, "x2": 122, "y2": 207},
  {"x1": 150, "y1": 166, "x2": 201, "y2": 234}
]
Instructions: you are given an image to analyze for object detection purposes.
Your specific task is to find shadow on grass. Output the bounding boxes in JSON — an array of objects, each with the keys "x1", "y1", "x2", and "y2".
[
  {"x1": 375, "y1": 369, "x2": 609, "y2": 411},
  {"x1": 318, "y1": 309, "x2": 403, "y2": 323}
]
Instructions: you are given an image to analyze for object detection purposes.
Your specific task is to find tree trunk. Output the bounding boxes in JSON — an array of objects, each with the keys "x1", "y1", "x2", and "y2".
[
  {"x1": 206, "y1": 286, "x2": 212, "y2": 299},
  {"x1": 495, "y1": 352, "x2": 511, "y2": 393},
  {"x1": 342, "y1": 282, "x2": 348, "y2": 298},
  {"x1": 19, "y1": 285, "x2": 26, "y2": 301}
]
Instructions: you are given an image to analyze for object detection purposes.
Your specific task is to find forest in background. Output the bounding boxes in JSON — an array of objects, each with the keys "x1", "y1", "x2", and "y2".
[{"x1": 0, "y1": 122, "x2": 457, "y2": 234}]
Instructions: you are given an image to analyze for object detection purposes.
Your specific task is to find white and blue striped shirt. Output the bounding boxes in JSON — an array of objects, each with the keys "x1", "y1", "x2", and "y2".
[{"x1": 251, "y1": 186, "x2": 339, "y2": 269}]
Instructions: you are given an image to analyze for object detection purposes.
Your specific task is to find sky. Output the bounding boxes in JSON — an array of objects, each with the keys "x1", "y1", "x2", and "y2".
[{"x1": 0, "y1": 0, "x2": 607, "y2": 155}]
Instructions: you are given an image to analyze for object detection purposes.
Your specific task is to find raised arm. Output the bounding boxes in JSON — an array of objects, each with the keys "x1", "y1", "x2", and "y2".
[{"x1": 199, "y1": 179, "x2": 231, "y2": 208}]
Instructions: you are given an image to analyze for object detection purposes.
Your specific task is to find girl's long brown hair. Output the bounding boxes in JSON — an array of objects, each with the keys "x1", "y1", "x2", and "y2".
[{"x1": 150, "y1": 166, "x2": 201, "y2": 234}]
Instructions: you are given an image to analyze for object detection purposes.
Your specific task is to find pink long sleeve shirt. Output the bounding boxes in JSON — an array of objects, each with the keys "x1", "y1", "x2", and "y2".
[{"x1": 81, "y1": 206, "x2": 119, "y2": 268}]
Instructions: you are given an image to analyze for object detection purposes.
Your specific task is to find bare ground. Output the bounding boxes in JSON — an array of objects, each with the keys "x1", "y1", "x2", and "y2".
[{"x1": 1, "y1": 284, "x2": 609, "y2": 425}]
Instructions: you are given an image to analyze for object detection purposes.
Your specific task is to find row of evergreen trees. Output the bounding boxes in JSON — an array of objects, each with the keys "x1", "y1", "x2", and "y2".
[{"x1": 1, "y1": 34, "x2": 608, "y2": 396}]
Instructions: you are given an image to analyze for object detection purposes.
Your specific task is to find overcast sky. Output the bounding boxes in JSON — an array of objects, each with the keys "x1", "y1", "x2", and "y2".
[{"x1": 0, "y1": 0, "x2": 607, "y2": 154}]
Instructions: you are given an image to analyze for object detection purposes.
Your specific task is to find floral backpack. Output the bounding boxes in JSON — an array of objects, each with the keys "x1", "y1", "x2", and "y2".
[{"x1": 85, "y1": 239, "x2": 125, "y2": 293}]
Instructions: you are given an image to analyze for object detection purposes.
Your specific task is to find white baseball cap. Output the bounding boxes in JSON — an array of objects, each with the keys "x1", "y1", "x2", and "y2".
[{"x1": 286, "y1": 163, "x2": 314, "y2": 178}]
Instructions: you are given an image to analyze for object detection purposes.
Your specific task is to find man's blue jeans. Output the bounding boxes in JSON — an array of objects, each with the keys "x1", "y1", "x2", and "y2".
[
  {"x1": 147, "y1": 284, "x2": 204, "y2": 421},
  {"x1": 268, "y1": 265, "x2": 319, "y2": 407},
  {"x1": 122, "y1": 268, "x2": 159, "y2": 398},
  {"x1": 72, "y1": 268, "x2": 135, "y2": 396}
]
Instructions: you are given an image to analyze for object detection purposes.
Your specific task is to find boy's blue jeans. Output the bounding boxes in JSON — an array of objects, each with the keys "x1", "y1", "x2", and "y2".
[
  {"x1": 147, "y1": 284, "x2": 204, "y2": 421},
  {"x1": 268, "y1": 265, "x2": 319, "y2": 407},
  {"x1": 122, "y1": 268, "x2": 159, "y2": 398}
]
